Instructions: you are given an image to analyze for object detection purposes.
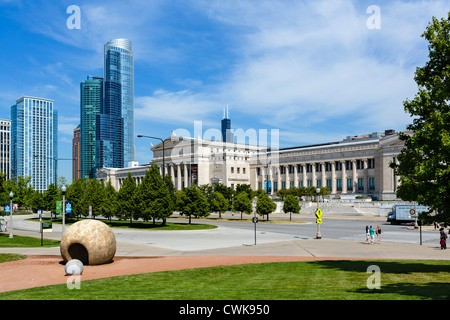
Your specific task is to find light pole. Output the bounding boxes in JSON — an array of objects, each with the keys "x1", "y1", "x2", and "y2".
[
  {"x1": 315, "y1": 187, "x2": 322, "y2": 239},
  {"x1": 8, "y1": 191, "x2": 13, "y2": 238},
  {"x1": 137, "y1": 135, "x2": 165, "y2": 180},
  {"x1": 62, "y1": 185, "x2": 66, "y2": 234}
]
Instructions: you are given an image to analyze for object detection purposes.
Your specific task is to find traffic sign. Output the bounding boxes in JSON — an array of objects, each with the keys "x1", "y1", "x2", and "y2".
[
  {"x1": 409, "y1": 209, "x2": 416, "y2": 215},
  {"x1": 252, "y1": 217, "x2": 258, "y2": 223},
  {"x1": 315, "y1": 208, "x2": 323, "y2": 218},
  {"x1": 316, "y1": 218, "x2": 322, "y2": 224},
  {"x1": 42, "y1": 222, "x2": 52, "y2": 233}
]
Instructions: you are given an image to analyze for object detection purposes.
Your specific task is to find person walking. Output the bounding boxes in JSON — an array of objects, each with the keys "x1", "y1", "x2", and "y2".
[
  {"x1": 440, "y1": 228, "x2": 447, "y2": 250},
  {"x1": 365, "y1": 226, "x2": 370, "y2": 243},
  {"x1": 376, "y1": 225, "x2": 382, "y2": 244},
  {"x1": 369, "y1": 226, "x2": 375, "y2": 244}
]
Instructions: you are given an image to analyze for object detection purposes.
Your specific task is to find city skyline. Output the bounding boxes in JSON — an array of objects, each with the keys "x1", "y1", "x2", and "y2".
[{"x1": 0, "y1": 0, "x2": 448, "y2": 183}]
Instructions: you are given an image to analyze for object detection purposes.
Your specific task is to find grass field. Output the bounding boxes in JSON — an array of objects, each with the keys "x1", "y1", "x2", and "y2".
[
  {"x1": 33, "y1": 217, "x2": 218, "y2": 231},
  {"x1": 1, "y1": 259, "x2": 449, "y2": 300},
  {"x1": 0, "y1": 233, "x2": 60, "y2": 247}
]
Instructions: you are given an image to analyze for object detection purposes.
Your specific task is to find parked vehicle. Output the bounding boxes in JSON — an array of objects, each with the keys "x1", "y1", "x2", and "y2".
[{"x1": 387, "y1": 204, "x2": 429, "y2": 224}]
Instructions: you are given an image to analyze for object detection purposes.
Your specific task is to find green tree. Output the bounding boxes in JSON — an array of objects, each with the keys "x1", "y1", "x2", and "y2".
[
  {"x1": 209, "y1": 191, "x2": 228, "y2": 218},
  {"x1": 66, "y1": 178, "x2": 86, "y2": 219},
  {"x1": 82, "y1": 179, "x2": 104, "y2": 218},
  {"x1": 177, "y1": 185, "x2": 210, "y2": 224},
  {"x1": 390, "y1": 13, "x2": 450, "y2": 226},
  {"x1": 29, "y1": 191, "x2": 44, "y2": 213},
  {"x1": 136, "y1": 165, "x2": 173, "y2": 225},
  {"x1": 283, "y1": 194, "x2": 301, "y2": 220},
  {"x1": 43, "y1": 183, "x2": 59, "y2": 217},
  {"x1": 99, "y1": 180, "x2": 117, "y2": 222},
  {"x1": 233, "y1": 191, "x2": 253, "y2": 219},
  {"x1": 214, "y1": 183, "x2": 234, "y2": 210},
  {"x1": 115, "y1": 173, "x2": 138, "y2": 224},
  {"x1": 256, "y1": 193, "x2": 277, "y2": 221}
]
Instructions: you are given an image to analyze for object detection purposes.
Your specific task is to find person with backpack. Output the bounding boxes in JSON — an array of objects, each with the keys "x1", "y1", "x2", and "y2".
[{"x1": 440, "y1": 228, "x2": 447, "y2": 250}]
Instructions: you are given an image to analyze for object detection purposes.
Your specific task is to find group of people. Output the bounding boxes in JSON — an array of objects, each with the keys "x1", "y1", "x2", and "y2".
[{"x1": 365, "y1": 225, "x2": 382, "y2": 244}]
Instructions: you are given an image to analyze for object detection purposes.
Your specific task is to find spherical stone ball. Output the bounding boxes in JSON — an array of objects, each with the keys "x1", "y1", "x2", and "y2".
[
  {"x1": 60, "y1": 219, "x2": 116, "y2": 265},
  {"x1": 65, "y1": 259, "x2": 84, "y2": 275}
]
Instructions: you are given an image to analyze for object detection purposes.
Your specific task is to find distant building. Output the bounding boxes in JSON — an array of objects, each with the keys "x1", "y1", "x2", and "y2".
[
  {"x1": 221, "y1": 105, "x2": 233, "y2": 143},
  {"x1": 80, "y1": 76, "x2": 103, "y2": 179},
  {"x1": 0, "y1": 119, "x2": 11, "y2": 180},
  {"x1": 72, "y1": 125, "x2": 81, "y2": 181},
  {"x1": 97, "y1": 128, "x2": 405, "y2": 200},
  {"x1": 11, "y1": 96, "x2": 58, "y2": 192},
  {"x1": 96, "y1": 39, "x2": 134, "y2": 171}
]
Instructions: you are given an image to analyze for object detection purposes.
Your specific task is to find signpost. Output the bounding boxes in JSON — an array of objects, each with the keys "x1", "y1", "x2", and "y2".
[
  {"x1": 253, "y1": 216, "x2": 258, "y2": 245},
  {"x1": 315, "y1": 208, "x2": 323, "y2": 239}
]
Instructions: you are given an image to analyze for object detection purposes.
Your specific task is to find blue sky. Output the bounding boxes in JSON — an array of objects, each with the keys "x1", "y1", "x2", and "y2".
[{"x1": 0, "y1": 0, "x2": 449, "y2": 182}]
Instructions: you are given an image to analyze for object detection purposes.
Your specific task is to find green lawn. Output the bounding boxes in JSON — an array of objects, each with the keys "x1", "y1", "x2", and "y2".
[
  {"x1": 1, "y1": 259, "x2": 449, "y2": 300},
  {"x1": 0, "y1": 233, "x2": 60, "y2": 247},
  {"x1": 34, "y1": 217, "x2": 217, "y2": 231},
  {"x1": 0, "y1": 253, "x2": 27, "y2": 263}
]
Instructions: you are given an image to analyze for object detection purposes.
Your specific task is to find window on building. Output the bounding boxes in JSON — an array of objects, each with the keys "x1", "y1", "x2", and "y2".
[
  {"x1": 274, "y1": 181, "x2": 278, "y2": 192},
  {"x1": 299, "y1": 181, "x2": 303, "y2": 187},
  {"x1": 369, "y1": 177, "x2": 375, "y2": 190},
  {"x1": 237, "y1": 167, "x2": 240, "y2": 174},
  {"x1": 307, "y1": 180, "x2": 313, "y2": 187},
  {"x1": 231, "y1": 167, "x2": 234, "y2": 173},
  {"x1": 358, "y1": 178, "x2": 364, "y2": 191},
  {"x1": 290, "y1": 181, "x2": 294, "y2": 188},
  {"x1": 281, "y1": 181, "x2": 286, "y2": 189},
  {"x1": 326, "y1": 179, "x2": 332, "y2": 189},
  {"x1": 347, "y1": 178, "x2": 353, "y2": 190},
  {"x1": 337, "y1": 179, "x2": 342, "y2": 191},
  {"x1": 243, "y1": 168, "x2": 246, "y2": 174},
  {"x1": 316, "y1": 180, "x2": 322, "y2": 187}
]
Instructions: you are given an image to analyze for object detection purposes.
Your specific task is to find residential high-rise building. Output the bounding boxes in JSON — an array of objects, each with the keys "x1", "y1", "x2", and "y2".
[
  {"x1": 0, "y1": 119, "x2": 11, "y2": 180},
  {"x1": 96, "y1": 38, "x2": 134, "y2": 171},
  {"x1": 11, "y1": 96, "x2": 58, "y2": 192},
  {"x1": 72, "y1": 125, "x2": 81, "y2": 181},
  {"x1": 81, "y1": 76, "x2": 103, "y2": 178}
]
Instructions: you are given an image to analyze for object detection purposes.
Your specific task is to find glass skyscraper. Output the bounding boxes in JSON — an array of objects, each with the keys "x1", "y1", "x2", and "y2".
[
  {"x1": 96, "y1": 38, "x2": 134, "y2": 170},
  {"x1": 81, "y1": 76, "x2": 103, "y2": 179},
  {"x1": 11, "y1": 96, "x2": 58, "y2": 192}
]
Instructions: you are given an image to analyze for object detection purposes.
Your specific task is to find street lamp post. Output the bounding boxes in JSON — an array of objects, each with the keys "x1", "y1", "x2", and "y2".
[
  {"x1": 137, "y1": 135, "x2": 165, "y2": 180},
  {"x1": 8, "y1": 191, "x2": 13, "y2": 238},
  {"x1": 316, "y1": 187, "x2": 322, "y2": 239},
  {"x1": 62, "y1": 186, "x2": 66, "y2": 234}
]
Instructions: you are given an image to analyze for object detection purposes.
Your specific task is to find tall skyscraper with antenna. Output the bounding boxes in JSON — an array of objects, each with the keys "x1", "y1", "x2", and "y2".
[{"x1": 221, "y1": 105, "x2": 233, "y2": 143}]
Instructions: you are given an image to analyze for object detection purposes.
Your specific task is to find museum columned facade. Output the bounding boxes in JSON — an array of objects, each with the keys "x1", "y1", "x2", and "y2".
[{"x1": 96, "y1": 129, "x2": 406, "y2": 200}]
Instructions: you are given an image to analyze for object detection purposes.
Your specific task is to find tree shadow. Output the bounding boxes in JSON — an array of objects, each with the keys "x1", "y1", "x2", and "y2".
[
  {"x1": 312, "y1": 260, "x2": 450, "y2": 275},
  {"x1": 353, "y1": 282, "x2": 450, "y2": 300},
  {"x1": 309, "y1": 260, "x2": 450, "y2": 300}
]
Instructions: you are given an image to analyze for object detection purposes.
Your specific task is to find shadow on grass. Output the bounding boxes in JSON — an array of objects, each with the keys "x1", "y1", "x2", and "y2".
[
  {"x1": 310, "y1": 260, "x2": 450, "y2": 300},
  {"x1": 312, "y1": 259, "x2": 450, "y2": 274},
  {"x1": 353, "y1": 282, "x2": 450, "y2": 300}
]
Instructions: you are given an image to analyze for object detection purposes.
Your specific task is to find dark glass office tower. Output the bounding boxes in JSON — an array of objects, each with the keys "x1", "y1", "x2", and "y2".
[
  {"x1": 81, "y1": 76, "x2": 103, "y2": 178},
  {"x1": 221, "y1": 105, "x2": 233, "y2": 143},
  {"x1": 96, "y1": 39, "x2": 134, "y2": 170}
]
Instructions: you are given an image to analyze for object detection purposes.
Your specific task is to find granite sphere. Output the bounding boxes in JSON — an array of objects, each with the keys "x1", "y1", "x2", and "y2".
[{"x1": 60, "y1": 219, "x2": 116, "y2": 265}]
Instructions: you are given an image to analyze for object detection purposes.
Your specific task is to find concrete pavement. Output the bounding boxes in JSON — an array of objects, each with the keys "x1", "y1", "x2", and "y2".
[{"x1": 0, "y1": 214, "x2": 448, "y2": 260}]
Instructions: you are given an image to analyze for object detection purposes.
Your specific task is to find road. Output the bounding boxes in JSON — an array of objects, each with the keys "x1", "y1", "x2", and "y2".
[{"x1": 6, "y1": 213, "x2": 439, "y2": 253}]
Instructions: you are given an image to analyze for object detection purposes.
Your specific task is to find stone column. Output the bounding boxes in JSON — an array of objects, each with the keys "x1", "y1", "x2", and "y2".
[
  {"x1": 277, "y1": 166, "x2": 281, "y2": 191},
  {"x1": 176, "y1": 164, "x2": 181, "y2": 190},
  {"x1": 352, "y1": 159, "x2": 357, "y2": 193},
  {"x1": 285, "y1": 165, "x2": 290, "y2": 189},
  {"x1": 293, "y1": 164, "x2": 298, "y2": 188},
  {"x1": 184, "y1": 163, "x2": 189, "y2": 188},
  {"x1": 302, "y1": 164, "x2": 307, "y2": 188},
  {"x1": 170, "y1": 163, "x2": 174, "y2": 180},
  {"x1": 269, "y1": 166, "x2": 274, "y2": 194},
  {"x1": 321, "y1": 162, "x2": 326, "y2": 188},
  {"x1": 331, "y1": 161, "x2": 337, "y2": 194},
  {"x1": 341, "y1": 160, "x2": 347, "y2": 194},
  {"x1": 312, "y1": 163, "x2": 316, "y2": 187},
  {"x1": 363, "y1": 159, "x2": 369, "y2": 193}
]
